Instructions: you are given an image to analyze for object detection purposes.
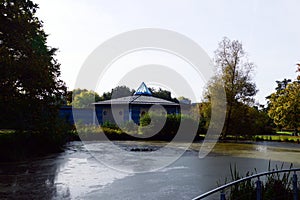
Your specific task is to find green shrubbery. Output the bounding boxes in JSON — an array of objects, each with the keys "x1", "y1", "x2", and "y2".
[
  {"x1": 74, "y1": 113, "x2": 205, "y2": 141},
  {"x1": 139, "y1": 113, "x2": 203, "y2": 141},
  {"x1": 76, "y1": 122, "x2": 137, "y2": 141}
]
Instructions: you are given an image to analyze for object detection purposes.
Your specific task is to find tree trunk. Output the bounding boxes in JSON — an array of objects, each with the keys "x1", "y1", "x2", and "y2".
[{"x1": 223, "y1": 103, "x2": 232, "y2": 139}]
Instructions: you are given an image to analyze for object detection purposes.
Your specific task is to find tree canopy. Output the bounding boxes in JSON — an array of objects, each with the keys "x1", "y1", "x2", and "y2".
[
  {"x1": 68, "y1": 86, "x2": 133, "y2": 108},
  {"x1": 205, "y1": 37, "x2": 258, "y2": 137},
  {"x1": 111, "y1": 86, "x2": 134, "y2": 99},
  {"x1": 72, "y1": 89, "x2": 100, "y2": 108},
  {"x1": 149, "y1": 88, "x2": 179, "y2": 103},
  {"x1": 214, "y1": 37, "x2": 257, "y2": 105},
  {"x1": 267, "y1": 70, "x2": 300, "y2": 135},
  {"x1": 0, "y1": 0, "x2": 66, "y2": 130}
]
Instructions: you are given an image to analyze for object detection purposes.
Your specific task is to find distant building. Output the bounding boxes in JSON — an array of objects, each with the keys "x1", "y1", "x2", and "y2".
[
  {"x1": 59, "y1": 82, "x2": 180, "y2": 125},
  {"x1": 94, "y1": 82, "x2": 179, "y2": 125}
]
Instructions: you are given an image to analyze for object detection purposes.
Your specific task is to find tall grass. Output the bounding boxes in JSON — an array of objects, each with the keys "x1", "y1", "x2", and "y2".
[{"x1": 222, "y1": 162, "x2": 298, "y2": 200}]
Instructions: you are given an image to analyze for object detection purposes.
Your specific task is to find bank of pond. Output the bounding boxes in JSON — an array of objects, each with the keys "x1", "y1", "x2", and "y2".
[{"x1": 0, "y1": 125, "x2": 299, "y2": 162}]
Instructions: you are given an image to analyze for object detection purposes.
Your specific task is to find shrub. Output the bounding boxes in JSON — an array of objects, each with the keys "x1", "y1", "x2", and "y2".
[
  {"x1": 120, "y1": 121, "x2": 138, "y2": 133},
  {"x1": 139, "y1": 113, "x2": 200, "y2": 141},
  {"x1": 101, "y1": 121, "x2": 120, "y2": 130}
]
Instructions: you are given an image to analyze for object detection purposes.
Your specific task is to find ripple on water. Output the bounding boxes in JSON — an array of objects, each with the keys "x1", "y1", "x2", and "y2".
[{"x1": 55, "y1": 156, "x2": 132, "y2": 199}]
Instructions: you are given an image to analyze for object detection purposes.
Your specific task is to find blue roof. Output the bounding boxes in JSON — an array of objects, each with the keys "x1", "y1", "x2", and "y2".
[{"x1": 134, "y1": 82, "x2": 152, "y2": 96}]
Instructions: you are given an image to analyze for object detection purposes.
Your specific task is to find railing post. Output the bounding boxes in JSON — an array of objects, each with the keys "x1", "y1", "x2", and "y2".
[
  {"x1": 256, "y1": 177, "x2": 262, "y2": 200},
  {"x1": 293, "y1": 172, "x2": 298, "y2": 200},
  {"x1": 220, "y1": 191, "x2": 226, "y2": 200}
]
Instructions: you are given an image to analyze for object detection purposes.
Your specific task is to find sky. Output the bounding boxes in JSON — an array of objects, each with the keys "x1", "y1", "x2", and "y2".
[{"x1": 35, "y1": 0, "x2": 300, "y2": 104}]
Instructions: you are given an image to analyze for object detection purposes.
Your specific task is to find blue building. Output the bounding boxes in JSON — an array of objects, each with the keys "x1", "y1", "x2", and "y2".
[
  {"x1": 59, "y1": 82, "x2": 180, "y2": 125},
  {"x1": 59, "y1": 106, "x2": 95, "y2": 125},
  {"x1": 94, "y1": 82, "x2": 179, "y2": 125}
]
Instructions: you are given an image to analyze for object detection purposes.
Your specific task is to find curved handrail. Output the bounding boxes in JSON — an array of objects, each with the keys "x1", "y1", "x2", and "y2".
[{"x1": 192, "y1": 168, "x2": 300, "y2": 200}]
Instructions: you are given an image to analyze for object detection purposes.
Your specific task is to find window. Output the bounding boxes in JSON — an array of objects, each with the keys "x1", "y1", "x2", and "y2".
[{"x1": 103, "y1": 110, "x2": 107, "y2": 115}]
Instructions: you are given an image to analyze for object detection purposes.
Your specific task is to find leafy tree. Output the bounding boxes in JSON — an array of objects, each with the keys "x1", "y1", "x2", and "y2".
[
  {"x1": 97, "y1": 85, "x2": 179, "y2": 103},
  {"x1": 0, "y1": 0, "x2": 66, "y2": 130},
  {"x1": 208, "y1": 37, "x2": 257, "y2": 137},
  {"x1": 111, "y1": 85, "x2": 134, "y2": 99},
  {"x1": 268, "y1": 80, "x2": 300, "y2": 135},
  {"x1": 66, "y1": 88, "x2": 88, "y2": 105},
  {"x1": 70, "y1": 85, "x2": 133, "y2": 107},
  {"x1": 297, "y1": 63, "x2": 300, "y2": 80},
  {"x1": 66, "y1": 90, "x2": 73, "y2": 105},
  {"x1": 177, "y1": 96, "x2": 191, "y2": 104},
  {"x1": 72, "y1": 90, "x2": 100, "y2": 108},
  {"x1": 149, "y1": 88, "x2": 179, "y2": 103},
  {"x1": 227, "y1": 103, "x2": 273, "y2": 136},
  {"x1": 275, "y1": 78, "x2": 292, "y2": 91},
  {"x1": 97, "y1": 85, "x2": 134, "y2": 101},
  {"x1": 198, "y1": 100, "x2": 273, "y2": 137},
  {"x1": 72, "y1": 88, "x2": 88, "y2": 96},
  {"x1": 99, "y1": 91, "x2": 112, "y2": 101}
]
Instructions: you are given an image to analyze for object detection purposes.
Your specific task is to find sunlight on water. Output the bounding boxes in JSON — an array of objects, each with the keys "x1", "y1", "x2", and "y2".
[
  {"x1": 0, "y1": 141, "x2": 299, "y2": 199},
  {"x1": 55, "y1": 147, "x2": 131, "y2": 199}
]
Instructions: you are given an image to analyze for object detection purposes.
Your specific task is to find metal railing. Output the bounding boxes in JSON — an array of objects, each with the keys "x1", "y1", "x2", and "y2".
[{"x1": 192, "y1": 168, "x2": 300, "y2": 200}]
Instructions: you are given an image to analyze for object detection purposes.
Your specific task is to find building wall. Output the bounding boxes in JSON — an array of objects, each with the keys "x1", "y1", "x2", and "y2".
[
  {"x1": 102, "y1": 107, "x2": 124, "y2": 124},
  {"x1": 95, "y1": 105, "x2": 130, "y2": 125},
  {"x1": 59, "y1": 106, "x2": 95, "y2": 125},
  {"x1": 60, "y1": 104, "x2": 180, "y2": 126},
  {"x1": 128, "y1": 105, "x2": 179, "y2": 125}
]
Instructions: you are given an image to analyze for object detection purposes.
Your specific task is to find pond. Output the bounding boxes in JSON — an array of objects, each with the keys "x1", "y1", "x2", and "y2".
[{"x1": 0, "y1": 141, "x2": 299, "y2": 199}]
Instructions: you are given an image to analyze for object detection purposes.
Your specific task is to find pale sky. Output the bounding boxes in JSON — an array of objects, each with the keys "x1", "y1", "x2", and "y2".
[{"x1": 35, "y1": 0, "x2": 300, "y2": 104}]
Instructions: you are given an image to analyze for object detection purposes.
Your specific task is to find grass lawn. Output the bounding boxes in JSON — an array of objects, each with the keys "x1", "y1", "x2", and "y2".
[
  {"x1": 276, "y1": 131, "x2": 294, "y2": 135},
  {"x1": 0, "y1": 129, "x2": 15, "y2": 135},
  {"x1": 199, "y1": 133, "x2": 300, "y2": 143},
  {"x1": 255, "y1": 135, "x2": 300, "y2": 143}
]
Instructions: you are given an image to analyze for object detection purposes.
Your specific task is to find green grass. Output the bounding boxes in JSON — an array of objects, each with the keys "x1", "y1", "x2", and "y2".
[
  {"x1": 276, "y1": 131, "x2": 293, "y2": 135},
  {"x1": 199, "y1": 133, "x2": 299, "y2": 143},
  {"x1": 254, "y1": 135, "x2": 300, "y2": 143},
  {"x1": 0, "y1": 129, "x2": 15, "y2": 135}
]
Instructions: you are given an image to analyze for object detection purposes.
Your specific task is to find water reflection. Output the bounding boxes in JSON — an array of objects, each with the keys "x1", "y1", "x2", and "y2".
[
  {"x1": 55, "y1": 156, "x2": 130, "y2": 198},
  {"x1": 0, "y1": 141, "x2": 299, "y2": 199},
  {"x1": 0, "y1": 155, "x2": 69, "y2": 199},
  {"x1": 0, "y1": 142, "x2": 131, "y2": 199}
]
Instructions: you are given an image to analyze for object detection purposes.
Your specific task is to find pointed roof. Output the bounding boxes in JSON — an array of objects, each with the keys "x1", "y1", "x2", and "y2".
[{"x1": 134, "y1": 82, "x2": 152, "y2": 96}]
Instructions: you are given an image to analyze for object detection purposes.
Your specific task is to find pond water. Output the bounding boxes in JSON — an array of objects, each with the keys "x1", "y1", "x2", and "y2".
[{"x1": 0, "y1": 141, "x2": 299, "y2": 199}]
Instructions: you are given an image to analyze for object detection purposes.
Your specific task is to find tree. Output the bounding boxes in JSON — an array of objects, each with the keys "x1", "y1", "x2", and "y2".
[
  {"x1": 69, "y1": 86, "x2": 133, "y2": 107},
  {"x1": 111, "y1": 86, "x2": 134, "y2": 99},
  {"x1": 99, "y1": 91, "x2": 112, "y2": 101},
  {"x1": 149, "y1": 88, "x2": 179, "y2": 103},
  {"x1": 207, "y1": 37, "x2": 257, "y2": 137},
  {"x1": 268, "y1": 68, "x2": 300, "y2": 135},
  {"x1": 178, "y1": 96, "x2": 191, "y2": 104},
  {"x1": 0, "y1": 0, "x2": 66, "y2": 130},
  {"x1": 297, "y1": 63, "x2": 300, "y2": 80},
  {"x1": 275, "y1": 78, "x2": 291, "y2": 91},
  {"x1": 96, "y1": 85, "x2": 134, "y2": 101},
  {"x1": 72, "y1": 90, "x2": 100, "y2": 108},
  {"x1": 66, "y1": 88, "x2": 88, "y2": 105}
]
